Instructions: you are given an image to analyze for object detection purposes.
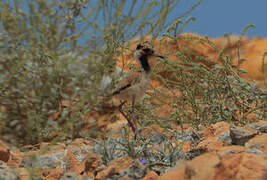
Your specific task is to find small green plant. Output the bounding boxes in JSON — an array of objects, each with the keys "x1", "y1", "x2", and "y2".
[{"x1": 95, "y1": 127, "x2": 182, "y2": 169}]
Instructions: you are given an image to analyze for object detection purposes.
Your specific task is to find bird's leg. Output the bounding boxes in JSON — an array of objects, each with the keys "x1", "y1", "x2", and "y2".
[
  {"x1": 131, "y1": 97, "x2": 140, "y2": 140},
  {"x1": 131, "y1": 97, "x2": 137, "y2": 127},
  {"x1": 118, "y1": 101, "x2": 136, "y2": 132}
]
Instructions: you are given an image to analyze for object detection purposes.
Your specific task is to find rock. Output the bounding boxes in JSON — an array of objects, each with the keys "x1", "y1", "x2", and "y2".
[
  {"x1": 60, "y1": 172, "x2": 78, "y2": 180},
  {"x1": 181, "y1": 148, "x2": 206, "y2": 160},
  {"x1": 0, "y1": 140, "x2": 10, "y2": 162},
  {"x1": 246, "y1": 148, "x2": 264, "y2": 154},
  {"x1": 197, "y1": 122, "x2": 231, "y2": 152},
  {"x1": 126, "y1": 160, "x2": 148, "y2": 179},
  {"x1": 217, "y1": 132, "x2": 232, "y2": 145},
  {"x1": 18, "y1": 140, "x2": 102, "y2": 179},
  {"x1": 180, "y1": 141, "x2": 192, "y2": 152},
  {"x1": 216, "y1": 145, "x2": 246, "y2": 157},
  {"x1": 248, "y1": 121, "x2": 267, "y2": 133},
  {"x1": 1, "y1": 119, "x2": 266, "y2": 180},
  {"x1": 7, "y1": 151, "x2": 22, "y2": 168},
  {"x1": 245, "y1": 134, "x2": 267, "y2": 153},
  {"x1": 159, "y1": 153, "x2": 220, "y2": 180},
  {"x1": 67, "y1": 143, "x2": 96, "y2": 164},
  {"x1": 16, "y1": 168, "x2": 30, "y2": 180},
  {"x1": 39, "y1": 142, "x2": 66, "y2": 153},
  {"x1": 15, "y1": 168, "x2": 29, "y2": 180},
  {"x1": 42, "y1": 166, "x2": 64, "y2": 180},
  {"x1": 19, "y1": 150, "x2": 67, "y2": 169},
  {"x1": 0, "y1": 141, "x2": 23, "y2": 168},
  {"x1": 118, "y1": 176, "x2": 134, "y2": 180},
  {"x1": 0, "y1": 161, "x2": 20, "y2": 180},
  {"x1": 19, "y1": 149, "x2": 67, "y2": 179},
  {"x1": 230, "y1": 125, "x2": 258, "y2": 145},
  {"x1": 142, "y1": 171, "x2": 159, "y2": 180},
  {"x1": 197, "y1": 137, "x2": 225, "y2": 152},
  {"x1": 79, "y1": 176, "x2": 94, "y2": 180},
  {"x1": 81, "y1": 150, "x2": 101, "y2": 178},
  {"x1": 66, "y1": 149, "x2": 82, "y2": 174},
  {"x1": 175, "y1": 130, "x2": 201, "y2": 145},
  {"x1": 159, "y1": 147, "x2": 267, "y2": 180},
  {"x1": 95, "y1": 156, "x2": 133, "y2": 180},
  {"x1": 68, "y1": 138, "x2": 94, "y2": 147},
  {"x1": 209, "y1": 122, "x2": 230, "y2": 136},
  {"x1": 214, "y1": 153, "x2": 267, "y2": 180}
]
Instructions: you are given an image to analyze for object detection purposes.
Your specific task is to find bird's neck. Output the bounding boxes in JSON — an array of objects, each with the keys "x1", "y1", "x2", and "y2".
[{"x1": 138, "y1": 55, "x2": 151, "y2": 74}]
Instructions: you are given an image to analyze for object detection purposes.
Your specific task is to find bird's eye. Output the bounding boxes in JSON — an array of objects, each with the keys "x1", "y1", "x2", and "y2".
[{"x1": 136, "y1": 44, "x2": 143, "y2": 50}]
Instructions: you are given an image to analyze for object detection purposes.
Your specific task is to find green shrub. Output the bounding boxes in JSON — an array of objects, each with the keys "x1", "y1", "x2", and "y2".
[{"x1": 0, "y1": 0, "x2": 200, "y2": 145}]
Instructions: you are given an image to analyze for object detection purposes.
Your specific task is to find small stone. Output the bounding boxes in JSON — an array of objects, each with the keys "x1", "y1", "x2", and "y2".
[
  {"x1": 60, "y1": 172, "x2": 78, "y2": 180},
  {"x1": 80, "y1": 176, "x2": 94, "y2": 180},
  {"x1": 248, "y1": 121, "x2": 267, "y2": 133},
  {"x1": 127, "y1": 160, "x2": 147, "y2": 179},
  {"x1": 230, "y1": 125, "x2": 258, "y2": 145},
  {"x1": 245, "y1": 134, "x2": 267, "y2": 153},
  {"x1": 0, "y1": 141, "x2": 10, "y2": 162},
  {"x1": 19, "y1": 150, "x2": 67, "y2": 175},
  {"x1": 82, "y1": 151, "x2": 101, "y2": 178},
  {"x1": 96, "y1": 156, "x2": 133, "y2": 179},
  {"x1": 142, "y1": 171, "x2": 158, "y2": 180},
  {"x1": 181, "y1": 148, "x2": 206, "y2": 160},
  {"x1": 0, "y1": 161, "x2": 20, "y2": 180},
  {"x1": 217, "y1": 132, "x2": 232, "y2": 145},
  {"x1": 175, "y1": 130, "x2": 201, "y2": 145},
  {"x1": 180, "y1": 141, "x2": 192, "y2": 152},
  {"x1": 246, "y1": 148, "x2": 264, "y2": 154}
]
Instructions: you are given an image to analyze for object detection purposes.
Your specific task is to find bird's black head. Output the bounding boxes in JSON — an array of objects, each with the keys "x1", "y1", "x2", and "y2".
[{"x1": 134, "y1": 43, "x2": 164, "y2": 73}]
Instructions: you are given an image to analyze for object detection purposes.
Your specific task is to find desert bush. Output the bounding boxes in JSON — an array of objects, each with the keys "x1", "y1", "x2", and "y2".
[
  {"x1": 0, "y1": 0, "x2": 202, "y2": 145},
  {"x1": 134, "y1": 25, "x2": 266, "y2": 129}
]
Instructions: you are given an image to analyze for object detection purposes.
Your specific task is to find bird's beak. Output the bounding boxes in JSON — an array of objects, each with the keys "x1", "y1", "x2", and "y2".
[{"x1": 153, "y1": 53, "x2": 165, "y2": 59}]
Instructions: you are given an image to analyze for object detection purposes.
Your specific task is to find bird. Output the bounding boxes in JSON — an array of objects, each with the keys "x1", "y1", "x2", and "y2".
[{"x1": 110, "y1": 43, "x2": 164, "y2": 132}]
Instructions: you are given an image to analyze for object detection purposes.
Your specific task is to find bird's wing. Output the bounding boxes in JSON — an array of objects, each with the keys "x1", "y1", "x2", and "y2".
[{"x1": 112, "y1": 72, "x2": 141, "y2": 96}]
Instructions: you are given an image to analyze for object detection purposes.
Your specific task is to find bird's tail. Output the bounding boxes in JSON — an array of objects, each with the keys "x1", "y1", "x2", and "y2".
[{"x1": 97, "y1": 94, "x2": 118, "y2": 113}]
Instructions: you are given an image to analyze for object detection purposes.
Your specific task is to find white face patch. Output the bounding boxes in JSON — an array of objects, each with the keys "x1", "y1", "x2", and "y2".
[
  {"x1": 134, "y1": 49, "x2": 143, "y2": 60},
  {"x1": 134, "y1": 49, "x2": 144, "y2": 65}
]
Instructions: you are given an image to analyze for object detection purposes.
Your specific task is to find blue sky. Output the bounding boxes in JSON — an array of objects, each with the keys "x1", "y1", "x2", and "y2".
[{"x1": 173, "y1": 0, "x2": 266, "y2": 37}]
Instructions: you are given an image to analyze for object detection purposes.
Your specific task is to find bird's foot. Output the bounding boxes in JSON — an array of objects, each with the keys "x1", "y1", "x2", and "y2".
[{"x1": 132, "y1": 113, "x2": 137, "y2": 127}]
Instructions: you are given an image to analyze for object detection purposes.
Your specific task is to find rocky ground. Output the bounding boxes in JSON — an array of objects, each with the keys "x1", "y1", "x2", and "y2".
[{"x1": 0, "y1": 120, "x2": 266, "y2": 180}]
